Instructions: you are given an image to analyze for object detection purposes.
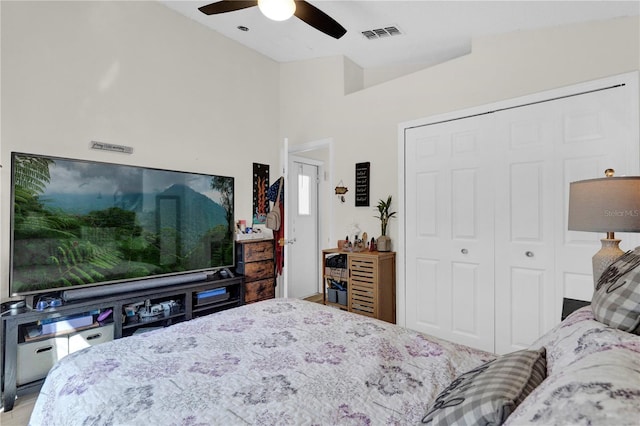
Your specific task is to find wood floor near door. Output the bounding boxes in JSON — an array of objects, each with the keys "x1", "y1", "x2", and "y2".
[
  {"x1": 1, "y1": 392, "x2": 38, "y2": 426},
  {"x1": 304, "y1": 293, "x2": 323, "y2": 304}
]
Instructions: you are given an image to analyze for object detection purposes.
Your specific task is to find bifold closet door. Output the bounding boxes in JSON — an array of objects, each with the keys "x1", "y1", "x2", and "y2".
[
  {"x1": 494, "y1": 83, "x2": 640, "y2": 354},
  {"x1": 404, "y1": 115, "x2": 495, "y2": 353},
  {"x1": 404, "y1": 75, "x2": 638, "y2": 354}
]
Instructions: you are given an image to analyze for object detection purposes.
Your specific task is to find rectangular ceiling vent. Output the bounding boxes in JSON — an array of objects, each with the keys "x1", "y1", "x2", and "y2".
[{"x1": 362, "y1": 26, "x2": 402, "y2": 40}]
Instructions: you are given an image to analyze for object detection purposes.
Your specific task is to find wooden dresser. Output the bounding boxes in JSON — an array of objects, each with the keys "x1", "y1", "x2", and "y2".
[{"x1": 235, "y1": 239, "x2": 276, "y2": 303}]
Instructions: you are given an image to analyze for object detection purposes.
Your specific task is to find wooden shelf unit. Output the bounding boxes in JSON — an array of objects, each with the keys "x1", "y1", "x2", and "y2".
[{"x1": 322, "y1": 249, "x2": 396, "y2": 323}]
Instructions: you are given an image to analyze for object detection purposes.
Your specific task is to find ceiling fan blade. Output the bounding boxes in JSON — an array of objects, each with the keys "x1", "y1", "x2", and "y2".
[
  {"x1": 198, "y1": 0, "x2": 258, "y2": 16},
  {"x1": 294, "y1": 1, "x2": 347, "y2": 39}
]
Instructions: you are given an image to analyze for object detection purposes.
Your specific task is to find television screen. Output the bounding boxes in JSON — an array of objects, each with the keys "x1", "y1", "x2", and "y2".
[{"x1": 10, "y1": 152, "x2": 235, "y2": 296}]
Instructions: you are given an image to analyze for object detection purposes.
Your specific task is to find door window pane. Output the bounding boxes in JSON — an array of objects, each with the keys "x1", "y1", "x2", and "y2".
[{"x1": 298, "y1": 174, "x2": 310, "y2": 215}]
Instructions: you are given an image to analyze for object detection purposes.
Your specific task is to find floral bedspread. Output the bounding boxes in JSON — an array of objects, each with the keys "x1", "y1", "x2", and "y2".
[
  {"x1": 29, "y1": 298, "x2": 493, "y2": 425},
  {"x1": 505, "y1": 306, "x2": 640, "y2": 425}
]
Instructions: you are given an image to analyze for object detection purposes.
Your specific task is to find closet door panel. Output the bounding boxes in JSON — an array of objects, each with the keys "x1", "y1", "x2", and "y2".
[
  {"x1": 451, "y1": 261, "x2": 481, "y2": 337},
  {"x1": 495, "y1": 83, "x2": 639, "y2": 354},
  {"x1": 452, "y1": 169, "x2": 477, "y2": 239},
  {"x1": 414, "y1": 258, "x2": 440, "y2": 327},
  {"x1": 508, "y1": 267, "x2": 545, "y2": 348},
  {"x1": 406, "y1": 134, "x2": 451, "y2": 336},
  {"x1": 405, "y1": 116, "x2": 495, "y2": 352},
  {"x1": 410, "y1": 166, "x2": 452, "y2": 332},
  {"x1": 494, "y1": 105, "x2": 556, "y2": 355},
  {"x1": 556, "y1": 85, "x2": 640, "y2": 308},
  {"x1": 510, "y1": 162, "x2": 544, "y2": 241},
  {"x1": 556, "y1": 85, "x2": 640, "y2": 302},
  {"x1": 416, "y1": 172, "x2": 438, "y2": 237}
]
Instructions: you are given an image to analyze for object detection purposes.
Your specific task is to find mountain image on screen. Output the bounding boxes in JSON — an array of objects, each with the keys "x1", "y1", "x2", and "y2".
[{"x1": 10, "y1": 153, "x2": 235, "y2": 294}]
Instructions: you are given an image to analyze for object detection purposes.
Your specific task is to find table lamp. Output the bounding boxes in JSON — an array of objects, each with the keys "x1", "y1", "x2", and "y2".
[{"x1": 568, "y1": 169, "x2": 640, "y2": 286}]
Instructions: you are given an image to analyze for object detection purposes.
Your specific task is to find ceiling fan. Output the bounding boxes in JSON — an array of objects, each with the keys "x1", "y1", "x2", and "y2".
[{"x1": 198, "y1": 0, "x2": 347, "y2": 39}]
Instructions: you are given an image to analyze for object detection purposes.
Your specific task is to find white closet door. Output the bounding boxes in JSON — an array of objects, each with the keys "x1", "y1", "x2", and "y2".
[
  {"x1": 405, "y1": 115, "x2": 495, "y2": 352},
  {"x1": 403, "y1": 73, "x2": 638, "y2": 354},
  {"x1": 493, "y1": 101, "x2": 561, "y2": 354},
  {"x1": 554, "y1": 86, "x2": 640, "y2": 308},
  {"x1": 494, "y1": 85, "x2": 640, "y2": 353}
]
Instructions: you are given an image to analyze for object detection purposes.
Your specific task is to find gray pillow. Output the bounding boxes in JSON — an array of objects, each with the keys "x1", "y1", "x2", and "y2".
[
  {"x1": 592, "y1": 249, "x2": 640, "y2": 335},
  {"x1": 422, "y1": 348, "x2": 547, "y2": 425}
]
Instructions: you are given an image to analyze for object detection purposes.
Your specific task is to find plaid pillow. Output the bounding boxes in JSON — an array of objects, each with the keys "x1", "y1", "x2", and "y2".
[
  {"x1": 592, "y1": 249, "x2": 640, "y2": 335},
  {"x1": 422, "y1": 348, "x2": 547, "y2": 425}
]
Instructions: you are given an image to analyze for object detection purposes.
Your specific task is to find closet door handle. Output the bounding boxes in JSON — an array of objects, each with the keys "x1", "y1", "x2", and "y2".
[
  {"x1": 461, "y1": 248, "x2": 468, "y2": 255},
  {"x1": 525, "y1": 251, "x2": 534, "y2": 258}
]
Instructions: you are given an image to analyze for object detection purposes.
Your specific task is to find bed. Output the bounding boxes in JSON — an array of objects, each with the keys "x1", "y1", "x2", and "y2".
[{"x1": 29, "y1": 298, "x2": 640, "y2": 425}]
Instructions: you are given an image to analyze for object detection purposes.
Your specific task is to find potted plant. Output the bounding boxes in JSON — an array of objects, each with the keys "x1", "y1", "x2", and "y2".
[{"x1": 374, "y1": 195, "x2": 396, "y2": 251}]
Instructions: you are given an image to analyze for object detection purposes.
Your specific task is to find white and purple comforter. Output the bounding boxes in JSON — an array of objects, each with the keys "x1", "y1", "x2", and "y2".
[
  {"x1": 29, "y1": 298, "x2": 493, "y2": 425},
  {"x1": 505, "y1": 307, "x2": 640, "y2": 425}
]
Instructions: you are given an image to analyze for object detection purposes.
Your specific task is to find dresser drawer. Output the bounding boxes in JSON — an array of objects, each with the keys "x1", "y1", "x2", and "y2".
[
  {"x1": 245, "y1": 278, "x2": 276, "y2": 303},
  {"x1": 242, "y1": 240, "x2": 274, "y2": 262},
  {"x1": 244, "y1": 259, "x2": 274, "y2": 281}
]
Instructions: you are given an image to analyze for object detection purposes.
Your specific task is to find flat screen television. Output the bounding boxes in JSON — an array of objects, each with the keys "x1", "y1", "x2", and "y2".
[{"x1": 10, "y1": 152, "x2": 235, "y2": 298}]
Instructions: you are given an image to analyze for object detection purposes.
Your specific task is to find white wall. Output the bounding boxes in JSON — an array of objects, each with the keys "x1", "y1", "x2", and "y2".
[
  {"x1": 280, "y1": 16, "x2": 640, "y2": 251},
  {"x1": 0, "y1": 1, "x2": 280, "y2": 298}
]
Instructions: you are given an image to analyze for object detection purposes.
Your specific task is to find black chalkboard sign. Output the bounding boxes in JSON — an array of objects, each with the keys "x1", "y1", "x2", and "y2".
[{"x1": 355, "y1": 162, "x2": 370, "y2": 207}]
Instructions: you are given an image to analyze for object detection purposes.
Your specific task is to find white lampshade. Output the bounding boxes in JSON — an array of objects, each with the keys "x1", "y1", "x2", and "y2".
[
  {"x1": 568, "y1": 175, "x2": 640, "y2": 286},
  {"x1": 568, "y1": 177, "x2": 640, "y2": 232},
  {"x1": 258, "y1": 0, "x2": 296, "y2": 21}
]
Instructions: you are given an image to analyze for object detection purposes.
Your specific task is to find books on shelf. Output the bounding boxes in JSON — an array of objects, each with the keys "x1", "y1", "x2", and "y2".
[
  {"x1": 196, "y1": 287, "x2": 229, "y2": 305},
  {"x1": 41, "y1": 314, "x2": 94, "y2": 335},
  {"x1": 24, "y1": 313, "x2": 97, "y2": 341}
]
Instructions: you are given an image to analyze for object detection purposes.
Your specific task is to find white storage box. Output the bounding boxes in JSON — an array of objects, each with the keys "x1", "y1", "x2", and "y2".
[
  {"x1": 17, "y1": 323, "x2": 114, "y2": 385},
  {"x1": 17, "y1": 336, "x2": 68, "y2": 385},
  {"x1": 68, "y1": 323, "x2": 114, "y2": 353}
]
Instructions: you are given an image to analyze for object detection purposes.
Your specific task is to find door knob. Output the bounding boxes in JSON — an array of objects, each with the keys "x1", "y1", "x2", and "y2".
[
  {"x1": 525, "y1": 251, "x2": 534, "y2": 257},
  {"x1": 278, "y1": 238, "x2": 297, "y2": 246},
  {"x1": 461, "y1": 248, "x2": 468, "y2": 254}
]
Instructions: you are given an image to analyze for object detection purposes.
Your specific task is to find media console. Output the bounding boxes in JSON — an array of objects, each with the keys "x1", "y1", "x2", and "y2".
[{"x1": 1, "y1": 273, "x2": 244, "y2": 411}]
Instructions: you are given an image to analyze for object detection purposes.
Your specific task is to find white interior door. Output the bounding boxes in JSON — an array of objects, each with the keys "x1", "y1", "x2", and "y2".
[
  {"x1": 287, "y1": 157, "x2": 319, "y2": 299},
  {"x1": 404, "y1": 114, "x2": 496, "y2": 352}
]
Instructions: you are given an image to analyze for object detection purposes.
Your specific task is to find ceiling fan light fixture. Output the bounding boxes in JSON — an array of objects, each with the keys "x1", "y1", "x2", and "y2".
[{"x1": 258, "y1": 0, "x2": 296, "y2": 21}]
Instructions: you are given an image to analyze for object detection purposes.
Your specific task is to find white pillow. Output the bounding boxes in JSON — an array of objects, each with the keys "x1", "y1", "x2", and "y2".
[{"x1": 592, "y1": 249, "x2": 640, "y2": 335}]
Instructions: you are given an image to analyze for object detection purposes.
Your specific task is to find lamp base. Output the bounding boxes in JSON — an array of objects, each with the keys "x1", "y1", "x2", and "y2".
[{"x1": 592, "y1": 238, "x2": 624, "y2": 287}]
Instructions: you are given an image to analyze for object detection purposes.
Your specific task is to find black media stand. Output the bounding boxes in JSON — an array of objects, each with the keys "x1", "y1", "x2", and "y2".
[{"x1": 1, "y1": 274, "x2": 244, "y2": 412}]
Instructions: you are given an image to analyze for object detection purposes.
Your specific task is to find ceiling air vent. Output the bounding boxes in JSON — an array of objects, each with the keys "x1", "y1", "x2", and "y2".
[{"x1": 362, "y1": 26, "x2": 402, "y2": 40}]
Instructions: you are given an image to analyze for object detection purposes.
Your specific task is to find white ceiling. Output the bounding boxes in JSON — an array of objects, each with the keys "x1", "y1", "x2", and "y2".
[{"x1": 161, "y1": 1, "x2": 640, "y2": 69}]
